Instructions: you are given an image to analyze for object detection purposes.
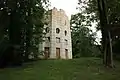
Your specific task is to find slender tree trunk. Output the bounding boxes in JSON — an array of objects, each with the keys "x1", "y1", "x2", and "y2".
[
  {"x1": 97, "y1": 0, "x2": 114, "y2": 68},
  {"x1": 8, "y1": 10, "x2": 22, "y2": 65},
  {"x1": 9, "y1": 10, "x2": 21, "y2": 45}
]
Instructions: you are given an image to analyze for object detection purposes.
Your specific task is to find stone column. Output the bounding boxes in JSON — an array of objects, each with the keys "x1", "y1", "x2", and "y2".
[
  {"x1": 68, "y1": 22, "x2": 72, "y2": 59},
  {"x1": 60, "y1": 13, "x2": 66, "y2": 59},
  {"x1": 68, "y1": 31, "x2": 72, "y2": 59},
  {"x1": 50, "y1": 9, "x2": 57, "y2": 59},
  {"x1": 60, "y1": 30, "x2": 66, "y2": 59}
]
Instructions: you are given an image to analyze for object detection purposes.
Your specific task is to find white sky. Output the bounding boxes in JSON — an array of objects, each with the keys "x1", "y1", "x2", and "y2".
[
  {"x1": 49, "y1": 0, "x2": 78, "y2": 19},
  {"x1": 49, "y1": 0, "x2": 102, "y2": 43}
]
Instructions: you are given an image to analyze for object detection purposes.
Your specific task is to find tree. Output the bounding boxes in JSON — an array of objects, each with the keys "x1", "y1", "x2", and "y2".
[
  {"x1": 78, "y1": 0, "x2": 120, "y2": 67},
  {"x1": 0, "y1": 0, "x2": 49, "y2": 67},
  {"x1": 71, "y1": 13, "x2": 100, "y2": 58}
]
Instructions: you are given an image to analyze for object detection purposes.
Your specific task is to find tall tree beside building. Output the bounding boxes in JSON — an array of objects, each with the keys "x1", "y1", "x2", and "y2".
[
  {"x1": 0, "y1": 0, "x2": 49, "y2": 67},
  {"x1": 71, "y1": 13, "x2": 100, "y2": 58},
  {"x1": 78, "y1": 0, "x2": 120, "y2": 67}
]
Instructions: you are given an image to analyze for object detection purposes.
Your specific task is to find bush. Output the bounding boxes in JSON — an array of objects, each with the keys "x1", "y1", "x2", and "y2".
[{"x1": 0, "y1": 39, "x2": 22, "y2": 68}]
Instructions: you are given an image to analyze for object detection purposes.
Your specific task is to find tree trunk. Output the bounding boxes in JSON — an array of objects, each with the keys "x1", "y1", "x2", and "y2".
[
  {"x1": 97, "y1": 0, "x2": 114, "y2": 68},
  {"x1": 8, "y1": 10, "x2": 22, "y2": 65}
]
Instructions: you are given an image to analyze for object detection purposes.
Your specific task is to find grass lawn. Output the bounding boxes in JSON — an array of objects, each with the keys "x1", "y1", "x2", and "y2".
[{"x1": 0, "y1": 58, "x2": 120, "y2": 80}]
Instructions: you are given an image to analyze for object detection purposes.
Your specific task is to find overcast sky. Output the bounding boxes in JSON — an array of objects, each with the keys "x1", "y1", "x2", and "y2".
[
  {"x1": 49, "y1": 0, "x2": 78, "y2": 19},
  {"x1": 49, "y1": 0, "x2": 102, "y2": 43}
]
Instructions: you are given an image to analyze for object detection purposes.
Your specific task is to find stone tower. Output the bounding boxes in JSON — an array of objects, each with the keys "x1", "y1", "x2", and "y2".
[{"x1": 39, "y1": 7, "x2": 72, "y2": 59}]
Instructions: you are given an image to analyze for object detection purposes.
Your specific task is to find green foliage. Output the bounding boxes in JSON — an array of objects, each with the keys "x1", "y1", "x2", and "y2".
[
  {"x1": 0, "y1": 38, "x2": 22, "y2": 68},
  {"x1": 0, "y1": 0, "x2": 50, "y2": 66},
  {"x1": 71, "y1": 13, "x2": 100, "y2": 58},
  {"x1": 112, "y1": 39, "x2": 120, "y2": 60},
  {"x1": 78, "y1": 0, "x2": 120, "y2": 29},
  {"x1": 78, "y1": 0, "x2": 120, "y2": 62}
]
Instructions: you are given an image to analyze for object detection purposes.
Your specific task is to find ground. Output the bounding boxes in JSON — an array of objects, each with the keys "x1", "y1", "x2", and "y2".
[{"x1": 0, "y1": 58, "x2": 120, "y2": 80}]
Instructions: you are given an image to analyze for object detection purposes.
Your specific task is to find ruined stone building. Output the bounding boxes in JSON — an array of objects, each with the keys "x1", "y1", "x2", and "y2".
[{"x1": 39, "y1": 7, "x2": 72, "y2": 59}]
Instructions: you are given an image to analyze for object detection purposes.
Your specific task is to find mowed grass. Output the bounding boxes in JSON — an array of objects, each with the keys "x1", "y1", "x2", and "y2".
[{"x1": 0, "y1": 58, "x2": 120, "y2": 80}]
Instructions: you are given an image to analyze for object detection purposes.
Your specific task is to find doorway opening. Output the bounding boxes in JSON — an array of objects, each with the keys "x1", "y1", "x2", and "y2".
[
  {"x1": 65, "y1": 49, "x2": 68, "y2": 59},
  {"x1": 56, "y1": 48, "x2": 60, "y2": 59},
  {"x1": 44, "y1": 47, "x2": 50, "y2": 59}
]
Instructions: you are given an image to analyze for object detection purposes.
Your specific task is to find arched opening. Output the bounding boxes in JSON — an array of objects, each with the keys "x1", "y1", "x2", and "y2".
[
  {"x1": 56, "y1": 28, "x2": 60, "y2": 34},
  {"x1": 65, "y1": 30, "x2": 67, "y2": 36}
]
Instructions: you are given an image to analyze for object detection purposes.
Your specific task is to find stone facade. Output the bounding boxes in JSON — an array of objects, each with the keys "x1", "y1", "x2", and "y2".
[{"x1": 39, "y1": 7, "x2": 72, "y2": 59}]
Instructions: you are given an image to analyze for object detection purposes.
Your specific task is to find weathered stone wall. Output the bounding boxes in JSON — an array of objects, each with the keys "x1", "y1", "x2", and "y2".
[{"x1": 39, "y1": 7, "x2": 72, "y2": 59}]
